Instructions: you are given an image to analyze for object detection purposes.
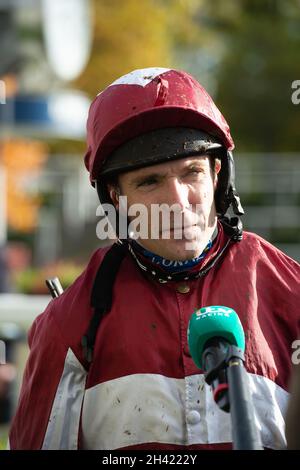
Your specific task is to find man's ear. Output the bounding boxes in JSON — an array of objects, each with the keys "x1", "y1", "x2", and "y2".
[
  {"x1": 215, "y1": 159, "x2": 221, "y2": 175},
  {"x1": 107, "y1": 183, "x2": 120, "y2": 209},
  {"x1": 214, "y1": 158, "x2": 221, "y2": 189}
]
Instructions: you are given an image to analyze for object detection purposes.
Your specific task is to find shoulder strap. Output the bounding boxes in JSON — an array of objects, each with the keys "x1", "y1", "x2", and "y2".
[{"x1": 81, "y1": 242, "x2": 127, "y2": 363}]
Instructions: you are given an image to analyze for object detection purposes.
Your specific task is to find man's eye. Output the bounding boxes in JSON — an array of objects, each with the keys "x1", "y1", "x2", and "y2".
[
  {"x1": 138, "y1": 178, "x2": 157, "y2": 187},
  {"x1": 186, "y1": 169, "x2": 203, "y2": 177}
]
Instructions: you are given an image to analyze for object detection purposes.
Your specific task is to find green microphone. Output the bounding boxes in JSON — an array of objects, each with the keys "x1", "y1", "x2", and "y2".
[
  {"x1": 187, "y1": 305, "x2": 245, "y2": 369},
  {"x1": 187, "y1": 305, "x2": 263, "y2": 450}
]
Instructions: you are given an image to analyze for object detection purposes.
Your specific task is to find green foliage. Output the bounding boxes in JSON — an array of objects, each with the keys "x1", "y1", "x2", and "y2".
[
  {"x1": 205, "y1": 0, "x2": 300, "y2": 151},
  {"x1": 73, "y1": 0, "x2": 299, "y2": 152},
  {"x1": 14, "y1": 261, "x2": 84, "y2": 295}
]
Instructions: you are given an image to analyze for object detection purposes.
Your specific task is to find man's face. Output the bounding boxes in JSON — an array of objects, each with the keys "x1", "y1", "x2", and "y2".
[{"x1": 109, "y1": 155, "x2": 220, "y2": 261}]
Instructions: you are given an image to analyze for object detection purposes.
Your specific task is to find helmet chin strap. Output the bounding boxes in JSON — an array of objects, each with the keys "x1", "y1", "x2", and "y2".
[
  {"x1": 225, "y1": 151, "x2": 245, "y2": 216},
  {"x1": 212, "y1": 150, "x2": 244, "y2": 242}
]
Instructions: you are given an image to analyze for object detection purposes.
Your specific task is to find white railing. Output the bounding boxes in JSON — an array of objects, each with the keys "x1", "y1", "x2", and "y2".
[{"x1": 0, "y1": 294, "x2": 51, "y2": 329}]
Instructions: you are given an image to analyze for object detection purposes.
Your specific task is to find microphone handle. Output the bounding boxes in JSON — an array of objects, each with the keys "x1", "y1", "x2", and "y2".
[{"x1": 227, "y1": 356, "x2": 263, "y2": 450}]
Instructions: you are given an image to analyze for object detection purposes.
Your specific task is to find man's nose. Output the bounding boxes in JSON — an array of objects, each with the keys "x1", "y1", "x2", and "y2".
[{"x1": 165, "y1": 177, "x2": 190, "y2": 211}]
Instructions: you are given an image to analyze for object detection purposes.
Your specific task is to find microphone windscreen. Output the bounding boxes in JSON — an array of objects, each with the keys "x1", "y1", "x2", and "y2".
[{"x1": 187, "y1": 306, "x2": 245, "y2": 369}]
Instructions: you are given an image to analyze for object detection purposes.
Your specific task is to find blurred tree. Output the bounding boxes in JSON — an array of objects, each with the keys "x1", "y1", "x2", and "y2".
[
  {"x1": 203, "y1": 0, "x2": 300, "y2": 151},
  {"x1": 73, "y1": 0, "x2": 300, "y2": 152},
  {"x1": 74, "y1": 0, "x2": 204, "y2": 96}
]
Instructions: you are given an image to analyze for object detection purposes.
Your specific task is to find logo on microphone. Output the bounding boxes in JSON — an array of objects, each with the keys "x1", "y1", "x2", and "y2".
[{"x1": 194, "y1": 306, "x2": 233, "y2": 318}]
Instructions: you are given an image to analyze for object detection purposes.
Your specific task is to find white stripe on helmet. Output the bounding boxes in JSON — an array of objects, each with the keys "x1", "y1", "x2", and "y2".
[{"x1": 97, "y1": 67, "x2": 170, "y2": 95}]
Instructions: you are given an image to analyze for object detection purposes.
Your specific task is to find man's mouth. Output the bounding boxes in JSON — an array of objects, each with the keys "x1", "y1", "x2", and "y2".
[{"x1": 160, "y1": 224, "x2": 198, "y2": 235}]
